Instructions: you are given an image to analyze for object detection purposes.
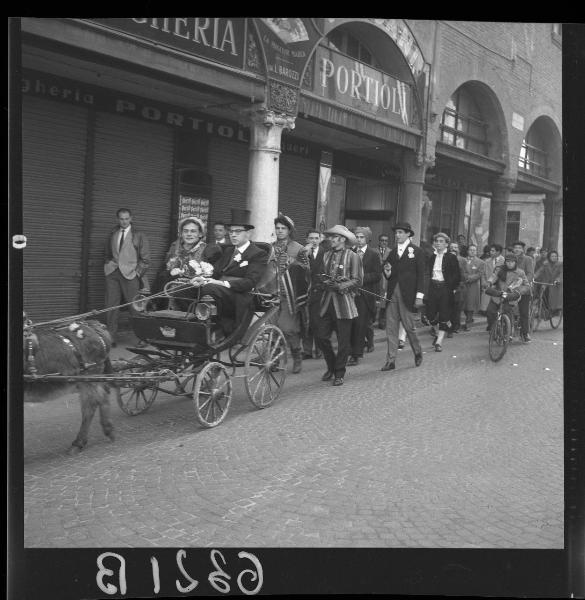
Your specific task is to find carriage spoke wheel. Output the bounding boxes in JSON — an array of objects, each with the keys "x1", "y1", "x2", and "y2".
[
  {"x1": 488, "y1": 314, "x2": 511, "y2": 362},
  {"x1": 116, "y1": 381, "x2": 159, "y2": 416},
  {"x1": 244, "y1": 324, "x2": 287, "y2": 409},
  {"x1": 193, "y1": 361, "x2": 232, "y2": 428},
  {"x1": 549, "y1": 308, "x2": 563, "y2": 329}
]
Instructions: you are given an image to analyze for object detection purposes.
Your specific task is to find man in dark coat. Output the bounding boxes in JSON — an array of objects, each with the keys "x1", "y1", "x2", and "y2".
[
  {"x1": 302, "y1": 229, "x2": 326, "y2": 359},
  {"x1": 191, "y1": 209, "x2": 268, "y2": 336},
  {"x1": 380, "y1": 222, "x2": 426, "y2": 372},
  {"x1": 425, "y1": 232, "x2": 461, "y2": 352},
  {"x1": 348, "y1": 226, "x2": 382, "y2": 365}
]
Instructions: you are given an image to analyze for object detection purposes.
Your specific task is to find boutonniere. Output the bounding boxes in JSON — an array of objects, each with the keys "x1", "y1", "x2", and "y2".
[
  {"x1": 240, "y1": 260, "x2": 249, "y2": 267},
  {"x1": 338, "y1": 264, "x2": 344, "y2": 271},
  {"x1": 407, "y1": 247, "x2": 415, "y2": 258},
  {"x1": 233, "y1": 253, "x2": 242, "y2": 263}
]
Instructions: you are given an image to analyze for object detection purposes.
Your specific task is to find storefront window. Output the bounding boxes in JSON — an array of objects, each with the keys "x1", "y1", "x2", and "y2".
[
  {"x1": 420, "y1": 189, "x2": 457, "y2": 244},
  {"x1": 463, "y1": 193, "x2": 491, "y2": 250}
]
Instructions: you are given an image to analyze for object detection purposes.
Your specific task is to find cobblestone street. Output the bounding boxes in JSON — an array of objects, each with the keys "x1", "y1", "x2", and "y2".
[{"x1": 22, "y1": 318, "x2": 564, "y2": 548}]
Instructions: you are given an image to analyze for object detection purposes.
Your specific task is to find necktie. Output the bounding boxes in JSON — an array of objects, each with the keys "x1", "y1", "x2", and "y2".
[{"x1": 118, "y1": 229, "x2": 126, "y2": 251}]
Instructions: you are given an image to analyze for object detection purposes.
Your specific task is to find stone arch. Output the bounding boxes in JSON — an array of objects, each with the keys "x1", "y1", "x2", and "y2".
[
  {"x1": 520, "y1": 108, "x2": 562, "y2": 185},
  {"x1": 320, "y1": 18, "x2": 426, "y2": 129},
  {"x1": 433, "y1": 79, "x2": 510, "y2": 168}
]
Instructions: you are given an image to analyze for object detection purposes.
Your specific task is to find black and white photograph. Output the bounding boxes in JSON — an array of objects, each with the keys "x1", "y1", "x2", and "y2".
[{"x1": 8, "y1": 17, "x2": 584, "y2": 598}]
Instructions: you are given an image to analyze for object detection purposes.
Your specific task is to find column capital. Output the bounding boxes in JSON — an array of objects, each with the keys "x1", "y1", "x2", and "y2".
[
  {"x1": 492, "y1": 177, "x2": 516, "y2": 197},
  {"x1": 238, "y1": 107, "x2": 296, "y2": 153}
]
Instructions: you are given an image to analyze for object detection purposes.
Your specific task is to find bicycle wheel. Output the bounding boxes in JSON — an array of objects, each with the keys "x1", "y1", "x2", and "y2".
[
  {"x1": 489, "y1": 314, "x2": 511, "y2": 362},
  {"x1": 530, "y1": 299, "x2": 542, "y2": 332},
  {"x1": 549, "y1": 308, "x2": 563, "y2": 329}
]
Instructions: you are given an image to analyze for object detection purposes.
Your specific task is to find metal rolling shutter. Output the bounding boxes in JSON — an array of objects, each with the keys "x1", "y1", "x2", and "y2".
[
  {"x1": 22, "y1": 96, "x2": 88, "y2": 321},
  {"x1": 207, "y1": 137, "x2": 249, "y2": 229},
  {"x1": 87, "y1": 113, "x2": 174, "y2": 313},
  {"x1": 279, "y1": 153, "x2": 319, "y2": 239}
]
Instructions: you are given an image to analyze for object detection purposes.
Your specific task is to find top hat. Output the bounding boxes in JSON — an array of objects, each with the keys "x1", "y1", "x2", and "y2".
[
  {"x1": 392, "y1": 222, "x2": 415, "y2": 237},
  {"x1": 227, "y1": 208, "x2": 254, "y2": 230},
  {"x1": 274, "y1": 213, "x2": 295, "y2": 232},
  {"x1": 324, "y1": 224, "x2": 357, "y2": 247}
]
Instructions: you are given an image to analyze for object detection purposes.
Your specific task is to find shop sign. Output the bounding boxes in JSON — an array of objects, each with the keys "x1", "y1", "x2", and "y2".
[
  {"x1": 85, "y1": 18, "x2": 246, "y2": 69},
  {"x1": 21, "y1": 69, "x2": 319, "y2": 159},
  {"x1": 313, "y1": 47, "x2": 412, "y2": 128},
  {"x1": 253, "y1": 18, "x2": 321, "y2": 87}
]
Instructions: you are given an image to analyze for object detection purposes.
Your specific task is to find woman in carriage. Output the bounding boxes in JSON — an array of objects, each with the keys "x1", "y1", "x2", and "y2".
[{"x1": 151, "y1": 216, "x2": 222, "y2": 310}]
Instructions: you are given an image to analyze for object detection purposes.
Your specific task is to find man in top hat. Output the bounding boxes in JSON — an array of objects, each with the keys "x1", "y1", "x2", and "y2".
[
  {"x1": 315, "y1": 224, "x2": 363, "y2": 386},
  {"x1": 272, "y1": 213, "x2": 310, "y2": 374},
  {"x1": 380, "y1": 222, "x2": 425, "y2": 372},
  {"x1": 347, "y1": 226, "x2": 382, "y2": 365},
  {"x1": 190, "y1": 208, "x2": 268, "y2": 336},
  {"x1": 104, "y1": 207, "x2": 151, "y2": 346}
]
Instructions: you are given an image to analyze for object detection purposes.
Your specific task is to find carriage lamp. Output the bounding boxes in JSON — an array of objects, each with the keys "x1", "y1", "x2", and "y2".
[{"x1": 195, "y1": 302, "x2": 217, "y2": 321}]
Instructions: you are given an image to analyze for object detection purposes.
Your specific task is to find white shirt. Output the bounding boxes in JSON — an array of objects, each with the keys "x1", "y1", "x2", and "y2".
[
  {"x1": 118, "y1": 225, "x2": 131, "y2": 247},
  {"x1": 396, "y1": 239, "x2": 410, "y2": 258},
  {"x1": 216, "y1": 237, "x2": 227, "y2": 244},
  {"x1": 357, "y1": 244, "x2": 367, "y2": 258},
  {"x1": 432, "y1": 250, "x2": 446, "y2": 281}
]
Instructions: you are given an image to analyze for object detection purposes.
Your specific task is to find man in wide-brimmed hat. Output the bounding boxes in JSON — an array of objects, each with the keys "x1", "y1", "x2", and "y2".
[
  {"x1": 189, "y1": 208, "x2": 268, "y2": 337},
  {"x1": 347, "y1": 226, "x2": 382, "y2": 365},
  {"x1": 272, "y1": 213, "x2": 310, "y2": 374},
  {"x1": 380, "y1": 221, "x2": 425, "y2": 372},
  {"x1": 314, "y1": 224, "x2": 363, "y2": 386}
]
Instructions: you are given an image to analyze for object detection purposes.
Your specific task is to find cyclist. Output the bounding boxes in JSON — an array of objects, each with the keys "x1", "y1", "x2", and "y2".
[
  {"x1": 534, "y1": 250, "x2": 563, "y2": 316},
  {"x1": 485, "y1": 253, "x2": 530, "y2": 339}
]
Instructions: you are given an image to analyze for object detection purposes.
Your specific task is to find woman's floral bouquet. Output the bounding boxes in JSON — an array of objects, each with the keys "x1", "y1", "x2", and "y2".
[{"x1": 170, "y1": 259, "x2": 214, "y2": 278}]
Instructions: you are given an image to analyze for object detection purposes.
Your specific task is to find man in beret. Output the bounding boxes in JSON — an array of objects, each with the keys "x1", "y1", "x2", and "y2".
[
  {"x1": 272, "y1": 213, "x2": 310, "y2": 374},
  {"x1": 380, "y1": 222, "x2": 425, "y2": 372},
  {"x1": 315, "y1": 225, "x2": 363, "y2": 386},
  {"x1": 347, "y1": 226, "x2": 382, "y2": 365}
]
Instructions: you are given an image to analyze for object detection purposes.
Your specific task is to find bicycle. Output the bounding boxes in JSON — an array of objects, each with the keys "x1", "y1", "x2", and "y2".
[
  {"x1": 488, "y1": 294, "x2": 522, "y2": 362},
  {"x1": 530, "y1": 280, "x2": 563, "y2": 331}
]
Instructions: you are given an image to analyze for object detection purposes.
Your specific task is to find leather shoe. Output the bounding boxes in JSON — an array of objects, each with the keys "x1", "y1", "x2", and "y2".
[
  {"x1": 321, "y1": 370, "x2": 334, "y2": 381},
  {"x1": 398, "y1": 340, "x2": 405, "y2": 350},
  {"x1": 446, "y1": 331, "x2": 453, "y2": 338},
  {"x1": 522, "y1": 333, "x2": 531, "y2": 342},
  {"x1": 332, "y1": 377, "x2": 344, "y2": 386},
  {"x1": 434, "y1": 344, "x2": 442, "y2": 352},
  {"x1": 381, "y1": 361, "x2": 395, "y2": 371},
  {"x1": 346, "y1": 356, "x2": 360, "y2": 366},
  {"x1": 366, "y1": 343, "x2": 375, "y2": 353},
  {"x1": 414, "y1": 353, "x2": 423, "y2": 367}
]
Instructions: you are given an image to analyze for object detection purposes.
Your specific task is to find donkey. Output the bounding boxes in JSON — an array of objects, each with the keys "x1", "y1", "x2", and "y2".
[{"x1": 23, "y1": 317, "x2": 116, "y2": 455}]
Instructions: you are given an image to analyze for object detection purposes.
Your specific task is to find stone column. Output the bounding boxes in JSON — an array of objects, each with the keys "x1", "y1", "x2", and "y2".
[
  {"x1": 489, "y1": 178, "x2": 515, "y2": 246},
  {"x1": 400, "y1": 151, "x2": 427, "y2": 245},
  {"x1": 241, "y1": 108, "x2": 295, "y2": 242},
  {"x1": 543, "y1": 194, "x2": 562, "y2": 252}
]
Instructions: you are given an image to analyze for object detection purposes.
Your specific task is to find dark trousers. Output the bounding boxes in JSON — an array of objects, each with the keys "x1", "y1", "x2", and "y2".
[
  {"x1": 450, "y1": 288, "x2": 464, "y2": 332},
  {"x1": 350, "y1": 294, "x2": 369, "y2": 357},
  {"x1": 199, "y1": 283, "x2": 253, "y2": 336},
  {"x1": 105, "y1": 269, "x2": 140, "y2": 336},
  {"x1": 518, "y1": 292, "x2": 531, "y2": 335},
  {"x1": 486, "y1": 299, "x2": 516, "y2": 329},
  {"x1": 426, "y1": 282, "x2": 453, "y2": 332},
  {"x1": 302, "y1": 298, "x2": 321, "y2": 355},
  {"x1": 316, "y1": 302, "x2": 354, "y2": 378}
]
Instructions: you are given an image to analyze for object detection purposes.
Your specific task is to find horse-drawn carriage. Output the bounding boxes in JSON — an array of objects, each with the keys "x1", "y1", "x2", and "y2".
[{"x1": 23, "y1": 242, "x2": 287, "y2": 452}]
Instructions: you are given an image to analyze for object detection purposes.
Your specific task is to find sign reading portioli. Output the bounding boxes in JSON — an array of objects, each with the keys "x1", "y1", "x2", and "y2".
[{"x1": 313, "y1": 47, "x2": 413, "y2": 128}]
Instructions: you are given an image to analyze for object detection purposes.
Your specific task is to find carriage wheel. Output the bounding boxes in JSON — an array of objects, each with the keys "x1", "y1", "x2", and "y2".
[
  {"x1": 244, "y1": 324, "x2": 287, "y2": 409},
  {"x1": 116, "y1": 382, "x2": 159, "y2": 416},
  {"x1": 488, "y1": 314, "x2": 511, "y2": 362},
  {"x1": 549, "y1": 308, "x2": 563, "y2": 329},
  {"x1": 193, "y1": 361, "x2": 232, "y2": 428}
]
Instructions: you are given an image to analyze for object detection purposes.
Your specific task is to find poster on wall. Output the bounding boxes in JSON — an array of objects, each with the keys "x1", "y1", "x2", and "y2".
[{"x1": 178, "y1": 195, "x2": 210, "y2": 228}]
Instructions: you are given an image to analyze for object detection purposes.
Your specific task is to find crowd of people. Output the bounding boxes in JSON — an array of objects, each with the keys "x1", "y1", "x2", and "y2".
[{"x1": 103, "y1": 208, "x2": 562, "y2": 386}]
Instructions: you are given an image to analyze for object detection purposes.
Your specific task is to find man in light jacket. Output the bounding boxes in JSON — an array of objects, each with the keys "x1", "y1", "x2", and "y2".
[{"x1": 104, "y1": 208, "x2": 150, "y2": 345}]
